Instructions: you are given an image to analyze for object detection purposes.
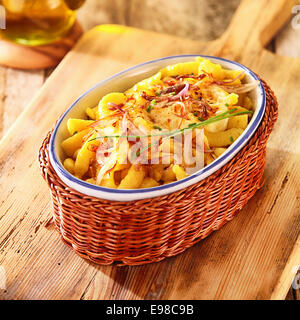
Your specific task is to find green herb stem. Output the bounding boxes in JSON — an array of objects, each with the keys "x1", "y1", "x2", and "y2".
[{"x1": 87, "y1": 108, "x2": 252, "y2": 143}]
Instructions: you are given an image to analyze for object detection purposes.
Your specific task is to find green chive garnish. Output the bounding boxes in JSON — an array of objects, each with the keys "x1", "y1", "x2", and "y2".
[
  {"x1": 153, "y1": 125, "x2": 162, "y2": 131},
  {"x1": 88, "y1": 109, "x2": 252, "y2": 148},
  {"x1": 146, "y1": 105, "x2": 153, "y2": 112}
]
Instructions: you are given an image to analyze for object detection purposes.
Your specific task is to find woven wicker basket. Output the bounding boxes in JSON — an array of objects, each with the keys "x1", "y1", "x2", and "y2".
[{"x1": 39, "y1": 79, "x2": 278, "y2": 266}]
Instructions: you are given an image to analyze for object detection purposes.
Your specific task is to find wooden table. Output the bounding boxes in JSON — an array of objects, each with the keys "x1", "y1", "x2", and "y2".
[{"x1": 0, "y1": 0, "x2": 299, "y2": 300}]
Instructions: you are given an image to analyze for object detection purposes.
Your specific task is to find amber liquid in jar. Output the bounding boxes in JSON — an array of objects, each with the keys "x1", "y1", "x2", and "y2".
[{"x1": 0, "y1": 0, "x2": 85, "y2": 46}]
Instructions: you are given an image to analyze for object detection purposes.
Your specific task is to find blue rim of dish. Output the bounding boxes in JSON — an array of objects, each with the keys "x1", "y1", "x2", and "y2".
[{"x1": 50, "y1": 54, "x2": 266, "y2": 195}]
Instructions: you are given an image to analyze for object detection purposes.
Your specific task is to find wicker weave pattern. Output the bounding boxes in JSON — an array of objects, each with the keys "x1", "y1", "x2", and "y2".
[{"x1": 39, "y1": 79, "x2": 278, "y2": 265}]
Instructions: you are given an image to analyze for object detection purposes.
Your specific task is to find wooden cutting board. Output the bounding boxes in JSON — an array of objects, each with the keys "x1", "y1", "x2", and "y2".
[{"x1": 0, "y1": 0, "x2": 299, "y2": 300}]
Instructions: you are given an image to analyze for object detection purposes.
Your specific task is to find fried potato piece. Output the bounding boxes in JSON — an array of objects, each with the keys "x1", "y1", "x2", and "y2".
[
  {"x1": 214, "y1": 147, "x2": 227, "y2": 158},
  {"x1": 67, "y1": 119, "x2": 94, "y2": 135},
  {"x1": 118, "y1": 165, "x2": 146, "y2": 189},
  {"x1": 140, "y1": 177, "x2": 160, "y2": 188},
  {"x1": 172, "y1": 165, "x2": 187, "y2": 181},
  {"x1": 161, "y1": 62, "x2": 199, "y2": 77},
  {"x1": 74, "y1": 133, "x2": 100, "y2": 178},
  {"x1": 61, "y1": 128, "x2": 92, "y2": 157},
  {"x1": 98, "y1": 92, "x2": 126, "y2": 118},
  {"x1": 227, "y1": 114, "x2": 248, "y2": 129},
  {"x1": 205, "y1": 128, "x2": 244, "y2": 147},
  {"x1": 63, "y1": 158, "x2": 75, "y2": 174}
]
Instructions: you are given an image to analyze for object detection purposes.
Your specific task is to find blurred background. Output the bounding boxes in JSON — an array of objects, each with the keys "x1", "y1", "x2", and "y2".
[
  {"x1": 78, "y1": 0, "x2": 241, "y2": 41},
  {"x1": 77, "y1": 0, "x2": 299, "y2": 57}
]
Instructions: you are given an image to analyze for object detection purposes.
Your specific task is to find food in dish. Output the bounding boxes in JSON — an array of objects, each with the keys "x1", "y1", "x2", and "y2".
[{"x1": 61, "y1": 57, "x2": 256, "y2": 189}]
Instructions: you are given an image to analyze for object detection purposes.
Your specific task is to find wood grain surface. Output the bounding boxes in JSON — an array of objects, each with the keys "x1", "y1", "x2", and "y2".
[{"x1": 0, "y1": 0, "x2": 299, "y2": 300}]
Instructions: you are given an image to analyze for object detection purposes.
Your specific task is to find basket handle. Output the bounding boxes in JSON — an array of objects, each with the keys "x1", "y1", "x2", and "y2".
[{"x1": 218, "y1": 0, "x2": 297, "y2": 57}]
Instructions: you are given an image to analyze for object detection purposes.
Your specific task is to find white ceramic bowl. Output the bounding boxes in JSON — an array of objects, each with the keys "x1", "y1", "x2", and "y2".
[{"x1": 49, "y1": 55, "x2": 266, "y2": 201}]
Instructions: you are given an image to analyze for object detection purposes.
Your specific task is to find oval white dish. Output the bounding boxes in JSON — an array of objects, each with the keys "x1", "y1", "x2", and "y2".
[{"x1": 49, "y1": 55, "x2": 266, "y2": 201}]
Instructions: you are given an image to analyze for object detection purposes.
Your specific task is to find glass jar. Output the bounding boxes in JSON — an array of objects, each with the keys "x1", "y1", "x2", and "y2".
[{"x1": 0, "y1": 0, "x2": 85, "y2": 46}]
